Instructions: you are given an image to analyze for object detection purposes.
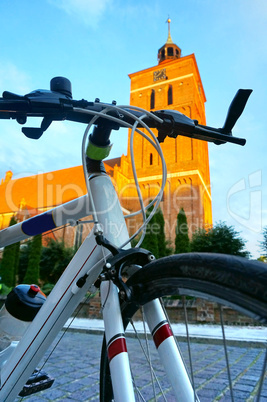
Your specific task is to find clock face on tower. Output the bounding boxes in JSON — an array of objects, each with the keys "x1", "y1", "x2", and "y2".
[{"x1": 153, "y1": 68, "x2": 166, "y2": 82}]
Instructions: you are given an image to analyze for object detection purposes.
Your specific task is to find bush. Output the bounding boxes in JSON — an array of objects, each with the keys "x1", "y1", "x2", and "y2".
[
  {"x1": 41, "y1": 283, "x2": 54, "y2": 296},
  {"x1": 175, "y1": 208, "x2": 190, "y2": 254},
  {"x1": 260, "y1": 226, "x2": 267, "y2": 258},
  {"x1": 190, "y1": 222, "x2": 250, "y2": 257},
  {"x1": 0, "y1": 216, "x2": 20, "y2": 287},
  {"x1": 23, "y1": 234, "x2": 42, "y2": 285},
  {"x1": 0, "y1": 283, "x2": 12, "y2": 295},
  {"x1": 40, "y1": 239, "x2": 75, "y2": 284}
]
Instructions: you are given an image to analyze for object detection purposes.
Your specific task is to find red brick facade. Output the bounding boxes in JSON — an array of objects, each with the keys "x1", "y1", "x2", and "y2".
[{"x1": 0, "y1": 29, "x2": 212, "y2": 247}]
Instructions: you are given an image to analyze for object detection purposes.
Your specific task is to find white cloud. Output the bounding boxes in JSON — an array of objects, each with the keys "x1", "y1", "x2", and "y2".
[
  {"x1": 0, "y1": 62, "x2": 32, "y2": 94},
  {"x1": 0, "y1": 118, "x2": 85, "y2": 180},
  {"x1": 48, "y1": 0, "x2": 112, "y2": 27}
]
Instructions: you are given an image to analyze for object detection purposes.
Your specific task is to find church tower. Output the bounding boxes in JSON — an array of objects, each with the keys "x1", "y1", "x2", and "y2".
[
  {"x1": 0, "y1": 21, "x2": 212, "y2": 248},
  {"x1": 116, "y1": 20, "x2": 212, "y2": 241}
]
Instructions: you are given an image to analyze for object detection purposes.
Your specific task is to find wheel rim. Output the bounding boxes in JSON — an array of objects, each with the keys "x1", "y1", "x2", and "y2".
[
  {"x1": 100, "y1": 254, "x2": 267, "y2": 401},
  {"x1": 101, "y1": 284, "x2": 266, "y2": 401}
]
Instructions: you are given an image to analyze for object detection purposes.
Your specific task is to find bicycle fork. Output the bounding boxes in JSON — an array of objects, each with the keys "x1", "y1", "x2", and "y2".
[
  {"x1": 101, "y1": 281, "x2": 196, "y2": 401},
  {"x1": 143, "y1": 299, "x2": 196, "y2": 401},
  {"x1": 101, "y1": 280, "x2": 135, "y2": 401}
]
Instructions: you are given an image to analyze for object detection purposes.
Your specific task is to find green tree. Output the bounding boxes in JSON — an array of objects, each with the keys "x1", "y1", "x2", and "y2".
[
  {"x1": 0, "y1": 216, "x2": 20, "y2": 287},
  {"x1": 141, "y1": 206, "x2": 159, "y2": 258},
  {"x1": 141, "y1": 205, "x2": 171, "y2": 258},
  {"x1": 190, "y1": 221, "x2": 250, "y2": 257},
  {"x1": 23, "y1": 234, "x2": 42, "y2": 284},
  {"x1": 13, "y1": 236, "x2": 21, "y2": 284},
  {"x1": 18, "y1": 243, "x2": 30, "y2": 283},
  {"x1": 175, "y1": 208, "x2": 190, "y2": 254},
  {"x1": 260, "y1": 226, "x2": 267, "y2": 258},
  {"x1": 39, "y1": 239, "x2": 74, "y2": 284},
  {"x1": 156, "y1": 207, "x2": 173, "y2": 257}
]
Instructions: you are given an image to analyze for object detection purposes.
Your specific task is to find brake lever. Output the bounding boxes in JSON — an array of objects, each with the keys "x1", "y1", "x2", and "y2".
[
  {"x1": 20, "y1": 89, "x2": 73, "y2": 139},
  {"x1": 0, "y1": 77, "x2": 75, "y2": 138},
  {"x1": 153, "y1": 109, "x2": 196, "y2": 143},
  {"x1": 22, "y1": 117, "x2": 53, "y2": 139}
]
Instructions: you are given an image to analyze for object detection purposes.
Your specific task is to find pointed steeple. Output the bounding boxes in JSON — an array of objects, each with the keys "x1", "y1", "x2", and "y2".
[
  {"x1": 166, "y1": 18, "x2": 173, "y2": 44},
  {"x1": 158, "y1": 18, "x2": 181, "y2": 64}
]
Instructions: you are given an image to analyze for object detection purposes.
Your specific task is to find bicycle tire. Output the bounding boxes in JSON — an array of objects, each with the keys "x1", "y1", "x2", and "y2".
[{"x1": 100, "y1": 253, "x2": 267, "y2": 401}]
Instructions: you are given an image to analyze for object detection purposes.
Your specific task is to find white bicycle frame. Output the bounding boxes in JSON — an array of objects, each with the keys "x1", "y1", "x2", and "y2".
[{"x1": 0, "y1": 172, "x2": 195, "y2": 401}]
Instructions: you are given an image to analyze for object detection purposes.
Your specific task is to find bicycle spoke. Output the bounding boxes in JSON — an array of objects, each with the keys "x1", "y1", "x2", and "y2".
[
  {"x1": 142, "y1": 307, "x2": 157, "y2": 401},
  {"x1": 219, "y1": 304, "x2": 234, "y2": 401},
  {"x1": 182, "y1": 296, "x2": 199, "y2": 402},
  {"x1": 101, "y1": 253, "x2": 267, "y2": 401},
  {"x1": 129, "y1": 318, "x2": 168, "y2": 401}
]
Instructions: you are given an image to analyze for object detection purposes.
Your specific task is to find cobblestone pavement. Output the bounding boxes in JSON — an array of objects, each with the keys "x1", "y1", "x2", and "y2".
[{"x1": 15, "y1": 331, "x2": 266, "y2": 402}]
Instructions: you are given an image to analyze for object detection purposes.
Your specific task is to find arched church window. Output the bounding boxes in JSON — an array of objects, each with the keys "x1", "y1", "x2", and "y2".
[
  {"x1": 168, "y1": 85, "x2": 173, "y2": 105},
  {"x1": 150, "y1": 89, "x2": 155, "y2": 109},
  {"x1": 149, "y1": 153, "x2": 153, "y2": 165}
]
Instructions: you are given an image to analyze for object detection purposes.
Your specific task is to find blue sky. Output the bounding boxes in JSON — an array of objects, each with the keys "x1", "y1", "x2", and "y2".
[{"x1": 0, "y1": 0, "x2": 266, "y2": 257}]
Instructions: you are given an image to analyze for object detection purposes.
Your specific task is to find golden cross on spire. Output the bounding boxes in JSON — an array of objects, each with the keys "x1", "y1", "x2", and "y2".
[{"x1": 166, "y1": 17, "x2": 173, "y2": 44}]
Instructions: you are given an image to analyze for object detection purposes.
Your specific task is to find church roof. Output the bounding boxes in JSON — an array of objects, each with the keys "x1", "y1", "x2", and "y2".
[{"x1": 0, "y1": 159, "x2": 118, "y2": 215}]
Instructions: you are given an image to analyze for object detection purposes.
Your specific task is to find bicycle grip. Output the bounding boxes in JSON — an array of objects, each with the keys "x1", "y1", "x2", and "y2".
[{"x1": 0, "y1": 97, "x2": 30, "y2": 119}]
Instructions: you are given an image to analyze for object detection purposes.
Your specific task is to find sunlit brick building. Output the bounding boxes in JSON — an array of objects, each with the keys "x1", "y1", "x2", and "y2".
[{"x1": 0, "y1": 21, "x2": 212, "y2": 247}]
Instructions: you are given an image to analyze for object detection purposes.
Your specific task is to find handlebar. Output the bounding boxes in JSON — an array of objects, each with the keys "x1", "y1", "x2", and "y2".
[{"x1": 0, "y1": 76, "x2": 252, "y2": 146}]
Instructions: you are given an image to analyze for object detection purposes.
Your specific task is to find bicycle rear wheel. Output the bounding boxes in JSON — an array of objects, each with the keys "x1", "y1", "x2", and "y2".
[{"x1": 100, "y1": 253, "x2": 267, "y2": 401}]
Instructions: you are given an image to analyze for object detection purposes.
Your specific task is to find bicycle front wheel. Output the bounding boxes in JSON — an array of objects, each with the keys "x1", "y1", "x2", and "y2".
[{"x1": 100, "y1": 253, "x2": 267, "y2": 401}]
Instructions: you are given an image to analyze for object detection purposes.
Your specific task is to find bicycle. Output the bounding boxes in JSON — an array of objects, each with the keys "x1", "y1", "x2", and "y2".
[{"x1": 0, "y1": 76, "x2": 266, "y2": 401}]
